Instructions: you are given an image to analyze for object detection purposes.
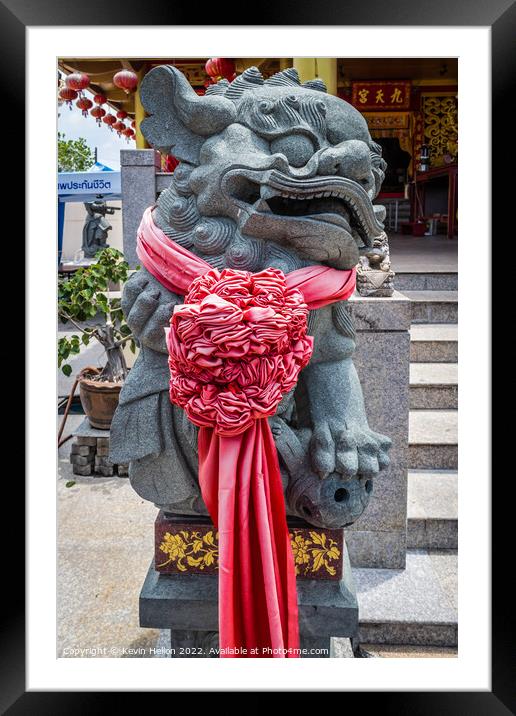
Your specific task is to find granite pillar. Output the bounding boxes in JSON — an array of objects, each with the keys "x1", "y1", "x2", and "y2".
[
  {"x1": 344, "y1": 290, "x2": 411, "y2": 569},
  {"x1": 120, "y1": 149, "x2": 161, "y2": 267}
]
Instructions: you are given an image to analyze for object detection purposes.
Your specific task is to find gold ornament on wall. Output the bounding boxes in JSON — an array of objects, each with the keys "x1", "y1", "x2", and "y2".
[{"x1": 422, "y1": 95, "x2": 458, "y2": 166}]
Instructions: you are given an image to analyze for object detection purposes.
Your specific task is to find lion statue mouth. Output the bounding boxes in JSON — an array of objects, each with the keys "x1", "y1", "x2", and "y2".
[{"x1": 222, "y1": 168, "x2": 386, "y2": 268}]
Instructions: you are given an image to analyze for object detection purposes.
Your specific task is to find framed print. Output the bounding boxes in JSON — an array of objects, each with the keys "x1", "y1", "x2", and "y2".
[{"x1": 5, "y1": 0, "x2": 511, "y2": 708}]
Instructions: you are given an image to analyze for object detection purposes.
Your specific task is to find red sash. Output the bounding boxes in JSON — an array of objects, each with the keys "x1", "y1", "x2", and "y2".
[{"x1": 137, "y1": 207, "x2": 355, "y2": 657}]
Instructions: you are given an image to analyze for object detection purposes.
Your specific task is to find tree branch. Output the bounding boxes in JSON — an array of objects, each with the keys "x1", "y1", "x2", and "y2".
[
  {"x1": 59, "y1": 312, "x2": 100, "y2": 340},
  {"x1": 115, "y1": 333, "x2": 135, "y2": 347}
]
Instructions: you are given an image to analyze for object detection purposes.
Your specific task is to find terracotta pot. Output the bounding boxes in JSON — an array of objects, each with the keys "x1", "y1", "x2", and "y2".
[{"x1": 79, "y1": 374, "x2": 122, "y2": 429}]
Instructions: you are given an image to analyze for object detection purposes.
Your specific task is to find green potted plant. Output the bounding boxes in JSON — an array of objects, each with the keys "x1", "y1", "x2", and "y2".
[{"x1": 58, "y1": 247, "x2": 136, "y2": 429}]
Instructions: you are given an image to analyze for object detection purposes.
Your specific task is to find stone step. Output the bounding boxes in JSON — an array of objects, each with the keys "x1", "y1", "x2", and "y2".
[
  {"x1": 407, "y1": 470, "x2": 458, "y2": 549},
  {"x1": 355, "y1": 643, "x2": 458, "y2": 658},
  {"x1": 410, "y1": 363, "x2": 458, "y2": 409},
  {"x1": 404, "y1": 290, "x2": 458, "y2": 324},
  {"x1": 410, "y1": 323, "x2": 458, "y2": 363},
  {"x1": 395, "y1": 273, "x2": 458, "y2": 292},
  {"x1": 409, "y1": 410, "x2": 457, "y2": 469},
  {"x1": 354, "y1": 548, "x2": 457, "y2": 646}
]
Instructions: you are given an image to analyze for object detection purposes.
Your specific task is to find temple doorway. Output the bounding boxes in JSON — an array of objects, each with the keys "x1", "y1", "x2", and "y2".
[{"x1": 375, "y1": 137, "x2": 411, "y2": 195}]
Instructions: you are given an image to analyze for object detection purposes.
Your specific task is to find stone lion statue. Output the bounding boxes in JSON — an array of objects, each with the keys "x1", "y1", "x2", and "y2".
[{"x1": 110, "y1": 65, "x2": 392, "y2": 529}]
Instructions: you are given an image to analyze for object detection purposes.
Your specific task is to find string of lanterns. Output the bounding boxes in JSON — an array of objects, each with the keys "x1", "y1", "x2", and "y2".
[
  {"x1": 59, "y1": 62, "x2": 235, "y2": 140},
  {"x1": 58, "y1": 69, "x2": 138, "y2": 142}
]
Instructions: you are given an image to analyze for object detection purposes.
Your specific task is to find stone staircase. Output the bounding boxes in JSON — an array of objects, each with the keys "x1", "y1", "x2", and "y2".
[
  {"x1": 356, "y1": 271, "x2": 458, "y2": 650},
  {"x1": 407, "y1": 281, "x2": 458, "y2": 550}
]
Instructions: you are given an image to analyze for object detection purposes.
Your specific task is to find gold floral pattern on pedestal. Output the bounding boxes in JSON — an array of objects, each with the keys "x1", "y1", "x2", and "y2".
[
  {"x1": 158, "y1": 529, "x2": 219, "y2": 572},
  {"x1": 289, "y1": 530, "x2": 341, "y2": 577},
  {"x1": 155, "y1": 522, "x2": 343, "y2": 579}
]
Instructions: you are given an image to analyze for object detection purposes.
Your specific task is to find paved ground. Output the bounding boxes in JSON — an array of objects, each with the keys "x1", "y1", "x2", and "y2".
[
  {"x1": 58, "y1": 415, "x2": 160, "y2": 658},
  {"x1": 57, "y1": 414, "x2": 456, "y2": 659},
  {"x1": 389, "y1": 235, "x2": 458, "y2": 273}
]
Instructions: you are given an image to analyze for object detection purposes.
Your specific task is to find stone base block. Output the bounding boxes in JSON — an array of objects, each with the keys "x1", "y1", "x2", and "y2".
[
  {"x1": 72, "y1": 464, "x2": 92, "y2": 476},
  {"x1": 76, "y1": 436, "x2": 97, "y2": 447},
  {"x1": 140, "y1": 538, "x2": 358, "y2": 658},
  {"x1": 71, "y1": 444, "x2": 95, "y2": 457},
  {"x1": 70, "y1": 454, "x2": 93, "y2": 466}
]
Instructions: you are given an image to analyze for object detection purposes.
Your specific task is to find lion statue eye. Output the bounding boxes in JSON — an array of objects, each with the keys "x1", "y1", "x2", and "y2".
[{"x1": 270, "y1": 134, "x2": 315, "y2": 168}]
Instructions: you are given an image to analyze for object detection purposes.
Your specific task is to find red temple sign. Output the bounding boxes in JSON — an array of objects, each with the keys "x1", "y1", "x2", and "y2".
[{"x1": 351, "y1": 81, "x2": 411, "y2": 110}]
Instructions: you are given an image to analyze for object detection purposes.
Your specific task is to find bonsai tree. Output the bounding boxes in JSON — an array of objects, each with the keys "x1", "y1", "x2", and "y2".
[{"x1": 58, "y1": 248, "x2": 136, "y2": 382}]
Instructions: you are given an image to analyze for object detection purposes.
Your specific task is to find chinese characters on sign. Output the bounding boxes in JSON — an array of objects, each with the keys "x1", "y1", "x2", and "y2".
[{"x1": 351, "y1": 81, "x2": 411, "y2": 111}]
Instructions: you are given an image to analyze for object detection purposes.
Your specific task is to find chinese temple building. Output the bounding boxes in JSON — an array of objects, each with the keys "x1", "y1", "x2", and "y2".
[{"x1": 58, "y1": 57, "x2": 457, "y2": 238}]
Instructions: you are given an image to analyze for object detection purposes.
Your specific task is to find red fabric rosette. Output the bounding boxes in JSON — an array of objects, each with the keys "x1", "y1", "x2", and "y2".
[{"x1": 166, "y1": 267, "x2": 313, "y2": 437}]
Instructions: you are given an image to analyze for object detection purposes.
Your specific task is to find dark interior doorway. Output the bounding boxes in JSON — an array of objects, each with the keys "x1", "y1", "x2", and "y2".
[{"x1": 376, "y1": 138, "x2": 411, "y2": 194}]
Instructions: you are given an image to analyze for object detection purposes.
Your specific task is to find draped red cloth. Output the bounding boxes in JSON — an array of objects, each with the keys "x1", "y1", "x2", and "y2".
[{"x1": 136, "y1": 207, "x2": 356, "y2": 657}]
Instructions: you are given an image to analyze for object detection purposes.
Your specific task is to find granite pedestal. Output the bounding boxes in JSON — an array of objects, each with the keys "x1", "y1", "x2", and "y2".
[{"x1": 140, "y1": 514, "x2": 358, "y2": 658}]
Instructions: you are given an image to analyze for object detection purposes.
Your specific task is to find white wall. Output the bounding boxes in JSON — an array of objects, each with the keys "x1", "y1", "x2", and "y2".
[{"x1": 61, "y1": 200, "x2": 123, "y2": 261}]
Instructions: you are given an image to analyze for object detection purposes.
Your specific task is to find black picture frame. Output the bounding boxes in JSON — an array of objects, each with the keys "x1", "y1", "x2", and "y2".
[{"x1": 7, "y1": 0, "x2": 510, "y2": 709}]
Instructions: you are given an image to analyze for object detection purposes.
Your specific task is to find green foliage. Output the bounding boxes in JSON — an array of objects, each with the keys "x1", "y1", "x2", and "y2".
[
  {"x1": 58, "y1": 248, "x2": 136, "y2": 376},
  {"x1": 58, "y1": 132, "x2": 95, "y2": 172}
]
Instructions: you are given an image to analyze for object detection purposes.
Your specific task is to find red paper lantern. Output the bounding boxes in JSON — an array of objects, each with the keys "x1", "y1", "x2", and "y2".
[
  {"x1": 93, "y1": 93, "x2": 107, "y2": 105},
  {"x1": 205, "y1": 58, "x2": 236, "y2": 82},
  {"x1": 113, "y1": 120, "x2": 126, "y2": 136},
  {"x1": 113, "y1": 69, "x2": 138, "y2": 94},
  {"x1": 116, "y1": 109, "x2": 128, "y2": 120},
  {"x1": 76, "y1": 97, "x2": 93, "y2": 117},
  {"x1": 91, "y1": 106, "x2": 106, "y2": 126},
  {"x1": 58, "y1": 87, "x2": 78, "y2": 108},
  {"x1": 102, "y1": 114, "x2": 117, "y2": 130},
  {"x1": 65, "y1": 72, "x2": 90, "y2": 96},
  {"x1": 122, "y1": 127, "x2": 135, "y2": 142}
]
